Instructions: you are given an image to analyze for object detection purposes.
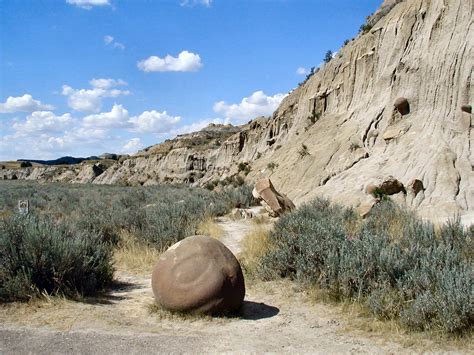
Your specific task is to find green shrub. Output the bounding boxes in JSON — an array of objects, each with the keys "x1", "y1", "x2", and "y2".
[
  {"x1": 19, "y1": 161, "x2": 32, "y2": 168},
  {"x1": 237, "y1": 162, "x2": 251, "y2": 175},
  {"x1": 258, "y1": 199, "x2": 473, "y2": 334},
  {"x1": 360, "y1": 23, "x2": 373, "y2": 34},
  {"x1": 298, "y1": 144, "x2": 310, "y2": 158},
  {"x1": 324, "y1": 50, "x2": 333, "y2": 64},
  {"x1": 0, "y1": 214, "x2": 114, "y2": 301}
]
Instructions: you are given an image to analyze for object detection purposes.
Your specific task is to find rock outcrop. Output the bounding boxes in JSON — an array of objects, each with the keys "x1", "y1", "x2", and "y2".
[
  {"x1": 252, "y1": 178, "x2": 295, "y2": 217},
  {"x1": 4, "y1": 0, "x2": 473, "y2": 222},
  {"x1": 151, "y1": 236, "x2": 245, "y2": 315}
]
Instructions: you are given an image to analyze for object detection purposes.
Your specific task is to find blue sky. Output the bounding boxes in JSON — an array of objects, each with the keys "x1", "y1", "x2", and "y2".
[{"x1": 0, "y1": 0, "x2": 381, "y2": 160}]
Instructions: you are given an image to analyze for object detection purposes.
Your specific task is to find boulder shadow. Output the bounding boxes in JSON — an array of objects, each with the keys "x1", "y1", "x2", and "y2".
[
  {"x1": 78, "y1": 280, "x2": 144, "y2": 305},
  {"x1": 239, "y1": 301, "x2": 280, "y2": 320}
]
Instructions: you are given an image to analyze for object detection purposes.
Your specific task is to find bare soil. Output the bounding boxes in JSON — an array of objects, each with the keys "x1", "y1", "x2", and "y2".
[{"x1": 0, "y1": 213, "x2": 468, "y2": 354}]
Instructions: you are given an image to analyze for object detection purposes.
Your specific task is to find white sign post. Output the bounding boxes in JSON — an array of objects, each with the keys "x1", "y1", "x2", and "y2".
[{"x1": 18, "y1": 200, "x2": 29, "y2": 215}]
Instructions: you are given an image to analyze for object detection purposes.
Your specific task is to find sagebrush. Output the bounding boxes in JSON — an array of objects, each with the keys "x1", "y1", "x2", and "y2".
[{"x1": 257, "y1": 198, "x2": 473, "y2": 334}]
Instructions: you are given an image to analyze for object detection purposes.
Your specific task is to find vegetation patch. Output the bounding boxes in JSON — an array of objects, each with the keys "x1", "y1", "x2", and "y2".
[
  {"x1": 255, "y1": 198, "x2": 473, "y2": 335},
  {"x1": 0, "y1": 214, "x2": 114, "y2": 301},
  {"x1": 0, "y1": 181, "x2": 258, "y2": 302}
]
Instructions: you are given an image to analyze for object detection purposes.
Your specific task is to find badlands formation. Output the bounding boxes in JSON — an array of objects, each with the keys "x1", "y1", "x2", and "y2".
[{"x1": 4, "y1": 0, "x2": 473, "y2": 221}]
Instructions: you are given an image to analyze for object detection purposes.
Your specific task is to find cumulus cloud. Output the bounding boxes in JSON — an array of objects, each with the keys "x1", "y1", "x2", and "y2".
[
  {"x1": 296, "y1": 67, "x2": 309, "y2": 75},
  {"x1": 83, "y1": 104, "x2": 130, "y2": 128},
  {"x1": 121, "y1": 138, "x2": 143, "y2": 154},
  {"x1": 62, "y1": 80, "x2": 129, "y2": 113},
  {"x1": 129, "y1": 110, "x2": 181, "y2": 134},
  {"x1": 89, "y1": 78, "x2": 127, "y2": 89},
  {"x1": 66, "y1": 0, "x2": 111, "y2": 9},
  {"x1": 213, "y1": 91, "x2": 286, "y2": 123},
  {"x1": 180, "y1": 0, "x2": 212, "y2": 7},
  {"x1": 137, "y1": 51, "x2": 202, "y2": 72},
  {"x1": 12, "y1": 111, "x2": 73, "y2": 135},
  {"x1": 0, "y1": 94, "x2": 54, "y2": 113},
  {"x1": 103, "y1": 35, "x2": 125, "y2": 50}
]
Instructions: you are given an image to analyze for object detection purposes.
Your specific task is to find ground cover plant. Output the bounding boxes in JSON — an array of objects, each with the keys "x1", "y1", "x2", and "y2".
[
  {"x1": 0, "y1": 181, "x2": 256, "y2": 301},
  {"x1": 256, "y1": 198, "x2": 473, "y2": 335}
]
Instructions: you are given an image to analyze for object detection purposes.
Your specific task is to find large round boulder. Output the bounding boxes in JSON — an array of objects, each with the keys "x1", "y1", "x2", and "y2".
[{"x1": 151, "y1": 235, "x2": 245, "y2": 315}]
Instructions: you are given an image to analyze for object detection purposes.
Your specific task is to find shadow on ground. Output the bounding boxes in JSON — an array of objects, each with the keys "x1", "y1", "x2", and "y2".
[
  {"x1": 78, "y1": 280, "x2": 145, "y2": 305},
  {"x1": 240, "y1": 301, "x2": 279, "y2": 320}
]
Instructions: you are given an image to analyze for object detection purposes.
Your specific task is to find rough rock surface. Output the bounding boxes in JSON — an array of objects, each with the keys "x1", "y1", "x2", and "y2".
[
  {"x1": 4, "y1": 0, "x2": 473, "y2": 222},
  {"x1": 151, "y1": 235, "x2": 245, "y2": 314},
  {"x1": 252, "y1": 178, "x2": 295, "y2": 217}
]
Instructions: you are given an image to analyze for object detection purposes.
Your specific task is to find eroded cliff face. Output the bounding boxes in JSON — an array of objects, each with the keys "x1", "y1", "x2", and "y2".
[
  {"x1": 4, "y1": 0, "x2": 473, "y2": 221},
  {"x1": 240, "y1": 0, "x2": 474, "y2": 221}
]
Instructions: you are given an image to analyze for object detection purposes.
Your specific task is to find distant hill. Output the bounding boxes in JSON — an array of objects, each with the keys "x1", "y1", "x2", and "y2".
[{"x1": 17, "y1": 156, "x2": 101, "y2": 166}]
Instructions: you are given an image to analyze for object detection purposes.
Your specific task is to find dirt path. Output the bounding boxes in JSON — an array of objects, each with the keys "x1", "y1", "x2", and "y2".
[
  {"x1": 217, "y1": 206, "x2": 262, "y2": 255},
  {"x1": 0, "y1": 213, "x2": 448, "y2": 354}
]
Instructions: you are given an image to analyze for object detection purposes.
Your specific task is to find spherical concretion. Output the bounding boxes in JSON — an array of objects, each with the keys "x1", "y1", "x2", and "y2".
[
  {"x1": 151, "y1": 235, "x2": 245, "y2": 315},
  {"x1": 394, "y1": 97, "x2": 410, "y2": 115},
  {"x1": 461, "y1": 105, "x2": 472, "y2": 114}
]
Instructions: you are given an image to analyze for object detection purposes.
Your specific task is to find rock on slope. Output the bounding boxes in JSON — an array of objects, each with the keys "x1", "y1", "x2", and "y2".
[{"x1": 3, "y1": 0, "x2": 473, "y2": 221}]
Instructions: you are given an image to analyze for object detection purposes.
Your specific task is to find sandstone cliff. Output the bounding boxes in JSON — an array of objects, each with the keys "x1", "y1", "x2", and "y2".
[{"x1": 3, "y1": 0, "x2": 473, "y2": 221}]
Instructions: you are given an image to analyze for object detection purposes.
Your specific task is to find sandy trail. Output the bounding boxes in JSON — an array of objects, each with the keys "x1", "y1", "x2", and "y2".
[{"x1": 0, "y1": 212, "x2": 440, "y2": 353}]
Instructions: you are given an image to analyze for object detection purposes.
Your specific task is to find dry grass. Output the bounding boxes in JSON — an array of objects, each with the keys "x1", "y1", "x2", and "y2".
[
  {"x1": 338, "y1": 300, "x2": 474, "y2": 351},
  {"x1": 240, "y1": 224, "x2": 272, "y2": 277},
  {"x1": 147, "y1": 302, "x2": 221, "y2": 323},
  {"x1": 302, "y1": 285, "x2": 474, "y2": 351},
  {"x1": 113, "y1": 231, "x2": 161, "y2": 276},
  {"x1": 197, "y1": 217, "x2": 224, "y2": 239}
]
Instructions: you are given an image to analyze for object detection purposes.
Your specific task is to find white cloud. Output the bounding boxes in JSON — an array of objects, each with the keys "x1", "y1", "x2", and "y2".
[
  {"x1": 104, "y1": 35, "x2": 114, "y2": 44},
  {"x1": 103, "y1": 35, "x2": 125, "y2": 50},
  {"x1": 213, "y1": 91, "x2": 286, "y2": 123},
  {"x1": 122, "y1": 138, "x2": 143, "y2": 154},
  {"x1": 83, "y1": 104, "x2": 130, "y2": 128},
  {"x1": 129, "y1": 110, "x2": 181, "y2": 133},
  {"x1": 66, "y1": 0, "x2": 110, "y2": 9},
  {"x1": 62, "y1": 80, "x2": 130, "y2": 113},
  {"x1": 296, "y1": 67, "x2": 309, "y2": 75},
  {"x1": 180, "y1": 0, "x2": 212, "y2": 7},
  {"x1": 0, "y1": 94, "x2": 54, "y2": 113},
  {"x1": 12, "y1": 111, "x2": 73, "y2": 135},
  {"x1": 89, "y1": 78, "x2": 127, "y2": 89},
  {"x1": 137, "y1": 51, "x2": 202, "y2": 72}
]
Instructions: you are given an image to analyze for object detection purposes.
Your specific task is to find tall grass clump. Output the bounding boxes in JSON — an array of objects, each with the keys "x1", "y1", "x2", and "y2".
[
  {"x1": 0, "y1": 214, "x2": 114, "y2": 302},
  {"x1": 257, "y1": 198, "x2": 473, "y2": 334}
]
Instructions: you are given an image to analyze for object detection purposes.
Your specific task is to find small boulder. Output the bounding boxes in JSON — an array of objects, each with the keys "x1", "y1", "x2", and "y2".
[
  {"x1": 365, "y1": 183, "x2": 378, "y2": 196},
  {"x1": 394, "y1": 97, "x2": 410, "y2": 115},
  {"x1": 151, "y1": 236, "x2": 245, "y2": 315},
  {"x1": 461, "y1": 105, "x2": 472, "y2": 114},
  {"x1": 253, "y1": 178, "x2": 295, "y2": 217},
  {"x1": 379, "y1": 177, "x2": 406, "y2": 195},
  {"x1": 358, "y1": 198, "x2": 379, "y2": 219},
  {"x1": 407, "y1": 179, "x2": 424, "y2": 196}
]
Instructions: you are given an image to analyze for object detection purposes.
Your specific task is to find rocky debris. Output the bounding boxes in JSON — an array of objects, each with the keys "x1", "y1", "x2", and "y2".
[
  {"x1": 252, "y1": 178, "x2": 295, "y2": 217},
  {"x1": 407, "y1": 179, "x2": 424, "y2": 196},
  {"x1": 365, "y1": 177, "x2": 406, "y2": 197},
  {"x1": 151, "y1": 235, "x2": 245, "y2": 315},
  {"x1": 379, "y1": 177, "x2": 406, "y2": 196},
  {"x1": 394, "y1": 97, "x2": 410, "y2": 115},
  {"x1": 461, "y1": 105, "x2": 472, "y2": 114}
]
